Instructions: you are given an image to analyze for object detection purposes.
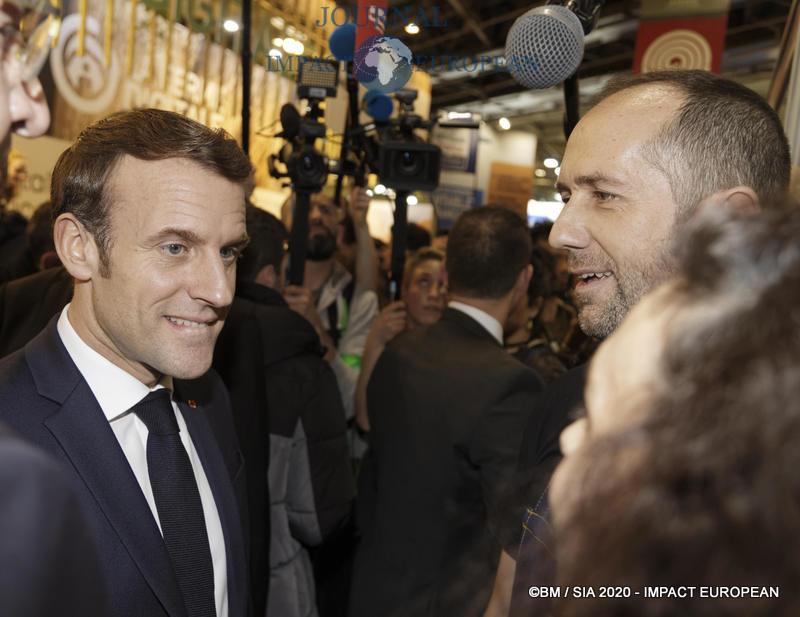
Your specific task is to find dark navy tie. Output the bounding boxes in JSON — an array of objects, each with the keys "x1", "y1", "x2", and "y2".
[{"x1": 133, "y1": 389, "x2": 217, "y2": 617}]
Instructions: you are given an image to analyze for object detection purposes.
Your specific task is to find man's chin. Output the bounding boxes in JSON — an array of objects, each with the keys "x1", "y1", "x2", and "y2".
[{"x1": 577, "y1": 304, "x2": 620, "y2": 340}]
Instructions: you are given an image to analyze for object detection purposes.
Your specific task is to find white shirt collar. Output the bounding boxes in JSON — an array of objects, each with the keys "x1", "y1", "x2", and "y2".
[
  {"x1": 57, "y1": 304, "x2": 173, "y2": 421},
  {"x1": 448, "y1": 301, "x2": 504, "y2": 344}
]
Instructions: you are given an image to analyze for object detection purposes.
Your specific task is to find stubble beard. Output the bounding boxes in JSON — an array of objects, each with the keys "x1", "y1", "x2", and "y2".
[
  {"x1": 574, "y1": 250, "x2": 675, "y2": 340},
  {"x1": 306, "y1": 229, "x2": 337, "y2": 261}
]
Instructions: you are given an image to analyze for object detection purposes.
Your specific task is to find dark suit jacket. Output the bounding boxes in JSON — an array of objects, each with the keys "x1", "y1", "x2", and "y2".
[
  {"x1": 349, "y1": 308, "x2": 544, "y2": 617},
  {"x1": 0, "y1": 319, "x2": 250, "y2": 617},
  {"x1": 0, "y1": 266, "x2": 73, "y2": 358},
  {"x1": 0, "y1": 425, "x2": 110, "y2": 617}
]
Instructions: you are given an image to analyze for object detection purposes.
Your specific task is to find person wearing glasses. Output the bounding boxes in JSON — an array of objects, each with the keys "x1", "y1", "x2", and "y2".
[{"x1": 0, "y1": 2, "x2": 112, "y2": 616}]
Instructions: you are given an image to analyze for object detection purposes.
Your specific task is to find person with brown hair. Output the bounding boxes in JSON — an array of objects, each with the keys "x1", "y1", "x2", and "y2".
[
  {"x1": 0, "y1": 108, "x2": 253, "y2": 617},
  {"x1": 551, "y1": 206, "x2": 800, "y2": 617}
]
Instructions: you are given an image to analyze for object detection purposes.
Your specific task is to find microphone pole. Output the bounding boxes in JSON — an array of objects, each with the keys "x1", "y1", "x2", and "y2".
[
  {"x1": 563, "y1": 73, "x2": 580, "y2": 139},
  {"x1": 390, "y1": 190, "x2": 409, "y2": 299},
  {"x1": 335, "y1": 60, "x2": 365, "y2": 206},
  {"x1": 288, "y1": 190, "x2": 311, "y2": 285},
  {"x1": 241, "y1": 0, "x2": 252, "y2": 154}
]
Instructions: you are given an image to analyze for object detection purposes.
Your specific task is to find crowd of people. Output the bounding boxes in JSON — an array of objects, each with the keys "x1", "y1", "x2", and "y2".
[{"x1": 0, "y1": 3, "x2": 797, "y2": 615}]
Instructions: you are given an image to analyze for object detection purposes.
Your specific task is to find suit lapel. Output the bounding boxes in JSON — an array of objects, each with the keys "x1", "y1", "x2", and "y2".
[
  {"x1": 176, "y1": 389, "x2": 247, "y2": 617},
  {"x1": 28, "y1": 321, "x2": 188, "y2": 617}
]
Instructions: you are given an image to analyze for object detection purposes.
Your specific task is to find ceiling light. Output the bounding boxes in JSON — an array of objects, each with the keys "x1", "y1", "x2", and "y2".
[
  {"x1": 270, "y1": 16, "x2": 284, "y2": 29},
  {"x1": 223, "y1": 19, "x2": 239, "y2": 33},
  {"x1": 407, "y1": 195, "x2": 419, "y2": 205},
  {"x1": 268, "y1": 48, "x2": 282, "y2": 58},
  {"x1": 447, "y1": 111, "x2": 472, "y2": 120},
  {"x1": 498, "y1": 117, "x2": 511, "y2": 130},
  {"x1": 272, "y1": 37, "x2": 283, "y2": 48},
  {"x1": 535, "y1": 169, "x2": 546, "y2": 178},
  {"x1": 374, "y1": 184, "x2": 386, "y2": 195},
  {"x1": 555, "y1": 166, "x2": 561, "y2": 176},
  {"x1": 544, "y1": 157, "x2": 559, "y2": 168},
  {"x1": 283, "y1": 38, "x2": 304, "y2": 55},
  {"x1": 405, "y1": 23, "x2": 420, "y2": 34}
]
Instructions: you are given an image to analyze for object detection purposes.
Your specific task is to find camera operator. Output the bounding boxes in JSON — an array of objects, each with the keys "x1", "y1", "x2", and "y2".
[{"x1": 283, "y1": 185, "x2": 379, "y2": 457}]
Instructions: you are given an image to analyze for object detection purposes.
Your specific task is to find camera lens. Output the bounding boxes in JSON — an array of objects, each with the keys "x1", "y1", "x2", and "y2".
[
  {"x1": 400, "y1": 150, "x2": 422, "y2": 175},
  {"x1": 302, "y1": 154, "x2": 314, "y2": 171}
]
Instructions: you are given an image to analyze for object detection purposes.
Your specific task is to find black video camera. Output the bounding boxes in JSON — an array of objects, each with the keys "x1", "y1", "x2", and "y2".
[
  {"x1": 268, "y1": 57, "x2": 339, "y2": 193},
  {"x1": 367, "y1": 89, "x2": 441, "y2": 192}
]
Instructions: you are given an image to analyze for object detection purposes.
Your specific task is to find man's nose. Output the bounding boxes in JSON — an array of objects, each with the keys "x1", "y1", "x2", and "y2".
[
  {"x1": 8, "y1": 76, "x2": 50, "y2": 138},
  {"x1": 190, "y1": 252, "x2": 235, "y2": 309},
  {"x1": 549, "y1": 199, "x2": 591, "y2": 251}
]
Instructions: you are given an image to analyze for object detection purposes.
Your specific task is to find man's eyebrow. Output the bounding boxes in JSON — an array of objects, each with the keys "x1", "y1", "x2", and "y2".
[
  {"x1": 557, "y1": 174, "x2": 626, "y2": 192},
  {"x1": 147, "y1": 228, "x2": 204, "y2": 245},
  {"x1": 229, "y1": 234, "x2": 250, "y2": 250}
]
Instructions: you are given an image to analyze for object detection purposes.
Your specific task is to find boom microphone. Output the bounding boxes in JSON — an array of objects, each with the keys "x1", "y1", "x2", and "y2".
[
  {"x1": 362, "y1": 91, "x2": 393, "y2": 122},
  {"x1": 277, "y1": 103, "x2": 301, "y2": 139},
  {"x1": 504, "y1": 4, "x2": 584, "y2": 89},
  {"x1": 329, "y1": 22, "x2": 357, "y2": 61}
]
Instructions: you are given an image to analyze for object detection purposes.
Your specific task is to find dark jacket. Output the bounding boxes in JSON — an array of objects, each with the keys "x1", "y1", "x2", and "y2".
[
  {"x1": 214, "y1": 282, "x2": 355, "y2": 617},
  {"x1": 350, "y1": 308, "x2": 544, "y2": 617}
]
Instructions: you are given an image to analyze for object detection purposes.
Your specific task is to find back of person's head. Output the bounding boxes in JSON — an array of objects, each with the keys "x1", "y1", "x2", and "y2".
[
  {"x1": 446, "y1": 205, "x2": 531, "y2": 299},
  {"x1": 51, "y1": 109, "x2": 253, "y2": 272},
  {"x1": 595, "y1": 70, "x2": 790, "y2": 215},
  {"x1": 527, "y1": 245, "x2": 555, "y2": 306},
  {"x1": 530, "y1": 220, "x2": 553, "y2": 246},
  {"x1": 238, "y1": 204, "x2": 288, "y2": 285},
  {"x1": 406, "y1": 223, "x2": 432, "y2": 252},
  {"x1": 554, "y1": 207, "x2": 800, "y2": 617}
]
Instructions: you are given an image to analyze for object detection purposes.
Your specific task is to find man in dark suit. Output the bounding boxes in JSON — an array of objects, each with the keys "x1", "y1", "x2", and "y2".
[
  {"x1": 349, "y1": 206, "x2": 543, "y2": 617},
  {"x1": 0, "y1": 109, "x2": 253, "y2": 617}
]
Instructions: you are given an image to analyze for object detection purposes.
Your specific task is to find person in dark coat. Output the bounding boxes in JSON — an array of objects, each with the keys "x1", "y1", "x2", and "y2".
[
  {"x1": 214, "y1": 205, "x2": 355, "y2": 617},
  {"x1": 350, "y1": 206, "x2": 544, "y2": 617}
]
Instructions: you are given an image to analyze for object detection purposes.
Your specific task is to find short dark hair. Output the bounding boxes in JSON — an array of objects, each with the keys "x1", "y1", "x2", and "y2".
[
  {"x1": 555, "y1": 207, "x2": 800, "y2": 617},
  {"x1": 446, "y1": 206, "x2": 531, "y2": 299},
  {"x1": 406, "y1": 223, "x2": 432, "y2": 252},
  {"x1": 237, "y1": 204, "x2": 288, "y2": 283},
  {"x1": 51, "y1": 108, "x2": 253, "y2": 274},
  {"x1": 594, "y1": 70, "x2": 790, "y2": 214}
]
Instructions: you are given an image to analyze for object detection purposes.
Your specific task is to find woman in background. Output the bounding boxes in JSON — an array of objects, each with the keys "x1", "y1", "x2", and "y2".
[{"x1": 355, "y1": 248, "x2": 446, "y2": 433}]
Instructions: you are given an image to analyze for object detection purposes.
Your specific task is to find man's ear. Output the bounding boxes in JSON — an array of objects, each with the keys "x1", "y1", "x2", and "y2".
[
  {"x1": 53, "y1": 213, "x2": 100, "y2": 281},
  {"x1": 698, "y1": 186, "x2": 761, "y2": 217}
]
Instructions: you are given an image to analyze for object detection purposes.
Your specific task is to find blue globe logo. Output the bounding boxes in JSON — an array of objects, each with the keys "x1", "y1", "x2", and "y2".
[{"x1": 354, "y1": 34, "x2": 413, "y2": 94}]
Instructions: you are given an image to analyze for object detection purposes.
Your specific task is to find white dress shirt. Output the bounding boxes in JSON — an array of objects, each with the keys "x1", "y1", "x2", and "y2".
[
  {"x1": 448, "y1": 301, "x2": 504, "y2": 344},
  {"x1": 57, "y1": 305, "x2": 228, "y2": 617}
]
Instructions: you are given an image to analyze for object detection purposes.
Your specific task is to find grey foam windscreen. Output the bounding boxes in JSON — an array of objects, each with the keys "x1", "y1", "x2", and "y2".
[{"x1": 505, "y1": 5, "x2": 585, "y2": 89}]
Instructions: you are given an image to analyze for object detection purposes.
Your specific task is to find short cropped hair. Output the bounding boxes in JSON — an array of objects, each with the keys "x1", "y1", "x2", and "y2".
[
  {"x1": 555, "y1": 207, "x2": 800, "y2": 617},
  {"x1": 446, "y1": 206, "x2": 531, "y2": 299},
  {"x1": 595, "y1": 70, "x2": 790, "y2": 214},
  {"x1": 51, "y1": 108, "x2": 253, "y2": 273},
  {"x1": 237, "y1": 204, "x2": 288, "y2": 284}
]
